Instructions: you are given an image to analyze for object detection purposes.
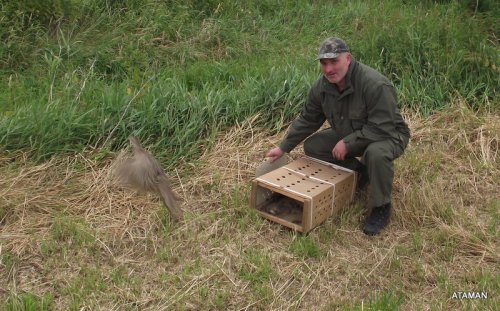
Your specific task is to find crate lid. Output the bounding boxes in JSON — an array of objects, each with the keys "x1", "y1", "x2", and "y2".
[
  {"x1": 255, "y1": 166, "x2": 332, "y2": 199},
  {"x1": 254, "y1": 156, "x2": 355, "y2": 198},
  {"x1": 285, "y1": 157, "x2": 354, "y2": 185}
]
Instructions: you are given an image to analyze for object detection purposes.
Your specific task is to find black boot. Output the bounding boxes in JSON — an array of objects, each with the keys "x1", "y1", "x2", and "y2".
[{"x1": 362, "y1": 203, "x2": 391, "y2": 236}]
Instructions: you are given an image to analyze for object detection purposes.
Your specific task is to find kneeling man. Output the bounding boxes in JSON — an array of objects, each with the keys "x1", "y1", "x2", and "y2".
[{"x1": 266, "y1": 37, "x2": 410, "y2": 235}]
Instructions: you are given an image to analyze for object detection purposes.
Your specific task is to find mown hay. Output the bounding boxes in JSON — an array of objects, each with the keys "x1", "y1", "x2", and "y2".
[{"x1": 0, "y1": 102, "x2": 498, "y2": 310}]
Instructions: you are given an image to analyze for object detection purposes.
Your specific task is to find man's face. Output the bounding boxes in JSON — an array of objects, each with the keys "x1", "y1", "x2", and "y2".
[{"x1": 319, "y1": 53, "x2": 352, "y2": 85}]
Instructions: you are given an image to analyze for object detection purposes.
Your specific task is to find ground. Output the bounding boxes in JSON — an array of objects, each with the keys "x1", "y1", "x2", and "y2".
[{"x1": 1, "y1": 102, "x2": 498, "y2": 310}]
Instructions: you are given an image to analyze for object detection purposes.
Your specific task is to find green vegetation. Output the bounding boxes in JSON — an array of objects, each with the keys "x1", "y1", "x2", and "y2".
[
  {"x1": 50, "y1": 214, "x2": 96, "y2": 245},
  {"x1": 289, "y1": 234, "x2": 321, "y2": 258},
  {"x1": 0, "y1": 1, "x2": 498, "y2": 310},
  {"x1": 62, "y1": 265, "x2": 107, "y2": 311},
  {"x1": 0, "y1": 249, "x2": 15, "y2": 271},
  {"x1": 3, "y1": 292, "x2": 53, "y2": 311},
  {"x1": 0, "y1": 0, "x2": 498, "y2": 162},
  {"x1": 340, "y1": 290, "x2": 404, "y2": 311},
  {"x1": 239, "y1": 250, "x2": 275, "y2": 302}
]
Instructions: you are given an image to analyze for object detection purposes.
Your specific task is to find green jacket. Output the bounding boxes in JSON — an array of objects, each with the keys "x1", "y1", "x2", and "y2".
[{"x1": 279, "y1": 59, "x2": 410, "y2": 155}]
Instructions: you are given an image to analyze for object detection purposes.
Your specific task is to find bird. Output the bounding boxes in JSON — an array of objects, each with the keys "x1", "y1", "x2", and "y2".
[
  {"x1": 263, "y1": 194, "x2": 303, "y2": 225},
  {"x1": 113, "y1": 135, "x2": 183, "y2": 221}
]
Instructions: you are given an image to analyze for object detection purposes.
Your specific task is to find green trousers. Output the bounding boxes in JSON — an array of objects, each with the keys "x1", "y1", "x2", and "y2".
[{"x1": 303, "y1": 128, "x2": 408, "y2": 208}]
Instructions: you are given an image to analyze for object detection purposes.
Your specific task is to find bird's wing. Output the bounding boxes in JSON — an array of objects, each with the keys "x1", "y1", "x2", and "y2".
[{"x1": 114, "y1": 155, "x2": 156, "y2": 192}]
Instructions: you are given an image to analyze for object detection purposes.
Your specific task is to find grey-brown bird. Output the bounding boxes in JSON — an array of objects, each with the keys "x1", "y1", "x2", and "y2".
[{"x1": 114, "y1": 135, "x2": 183, "y2": 220}]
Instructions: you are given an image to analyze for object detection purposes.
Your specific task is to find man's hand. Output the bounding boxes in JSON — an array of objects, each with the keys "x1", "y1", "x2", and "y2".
[
  {"x1": 332, "y1": 139, "x2": 347, "y2": 161},
  {"x1": 265, "y1": 147, "x2": 284, "y2": 163}
]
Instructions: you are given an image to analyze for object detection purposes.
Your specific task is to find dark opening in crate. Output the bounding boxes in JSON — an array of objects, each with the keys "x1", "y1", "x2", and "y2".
[{"x1": 258, "y1": 193, "x2": 304, "y2": 226}]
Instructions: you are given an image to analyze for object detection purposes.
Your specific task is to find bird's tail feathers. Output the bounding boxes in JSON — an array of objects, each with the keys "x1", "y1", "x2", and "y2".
[{"x1": 158, "y1": 184, "x2": 184, "y2": 220}]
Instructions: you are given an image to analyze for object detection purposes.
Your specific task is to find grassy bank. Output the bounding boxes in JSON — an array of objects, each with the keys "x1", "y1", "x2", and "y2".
[{"x1": 0, "y1": 0, "x2": 498, "y2": 162}]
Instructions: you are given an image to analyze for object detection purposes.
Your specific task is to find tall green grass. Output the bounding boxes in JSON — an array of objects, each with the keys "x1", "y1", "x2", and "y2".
[
  {"x1": 0, "y1": 0, "x2": 498, "y2": 162},
  {"x1": 3, "y1": 292, "x2": 53, "y2": 311}
]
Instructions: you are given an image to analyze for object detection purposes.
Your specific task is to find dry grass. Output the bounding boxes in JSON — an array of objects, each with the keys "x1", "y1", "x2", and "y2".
[{"x1": 0, "y1": 102, "x2": 498, "y2": 310}]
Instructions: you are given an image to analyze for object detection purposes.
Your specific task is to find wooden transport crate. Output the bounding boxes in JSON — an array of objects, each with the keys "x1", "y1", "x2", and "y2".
[{"x1": 250, "y1": 156, "x2": 357, "y2": 233}]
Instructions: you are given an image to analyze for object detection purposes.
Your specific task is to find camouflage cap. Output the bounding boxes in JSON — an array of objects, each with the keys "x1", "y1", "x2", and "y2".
[{"x1": 316, "y1": 37, "x2": 350, "y2": 60}]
